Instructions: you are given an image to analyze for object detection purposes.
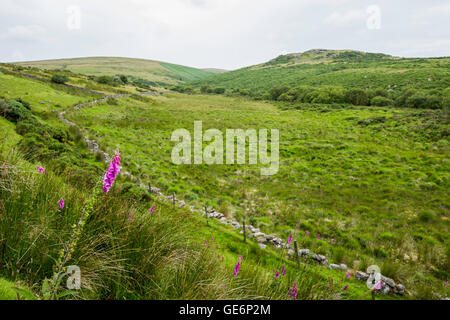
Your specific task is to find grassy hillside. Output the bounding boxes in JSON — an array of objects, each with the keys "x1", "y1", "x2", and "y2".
[
  {"x1": 0, "y1": 63, "x2": 376, "y2": 300},
  {"x1": 15, "y1": 57, "x2": 216, "y2": 86},
  {"x1": 189, "y1": 49, "x2": 450, "y2": 97},
  {"x1": 66, "y1": 91, "x2": 449, "y2": 298}
]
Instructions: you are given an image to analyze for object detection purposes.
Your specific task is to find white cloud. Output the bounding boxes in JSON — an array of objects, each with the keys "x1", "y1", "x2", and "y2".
[
  {"x1": 324, "y1": 9, "x2": 366, "y2": 27},
  {"x1": 0, "y1": 24, "x2": 46, "y2": 41}
]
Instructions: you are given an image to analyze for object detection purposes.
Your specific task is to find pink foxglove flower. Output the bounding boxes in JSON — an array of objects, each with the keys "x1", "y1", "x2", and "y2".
[
  {"x1": 103, "y1": 152, "x2": 121, "y2": 194},
  {"x1": 148, "y1": 205, "x2": 155, "y2": 213},
  {"x1": 297, "y1": 221, "x2": 300, "y2": 230},
  {"x1": 58, "y1": 198, "x2": 64, "y2": 210},
  {"x1": 287, "y1": 233, "x2": 293, "y2": 245},
  {"x1": 233, "y1": 255, "x2": 242, "y2": 277},
  {"x1": 346, "y1": 272, "x2": 350, "y2": 279},
  {"x1": 36, "y1": 165, "x2": 46, "y2": 174},
  {"x1": 306, "y1": 231, "x2": 310, "y2": 236},
  {"x1": 374, "y1": 281, "x2": 382, "y2": 292},
  {"x1": 317, "y1": 233, "x2": 320, "y2": 240},
  {"x1": 343, "y1": 284, "x2": 348, "y2": 291},
  {"x1": 289, "y1": 282, "x2": 298, "y2": 300},
  {"x1": 281, "y1": 266, "x2": 286, "y2": 276}
]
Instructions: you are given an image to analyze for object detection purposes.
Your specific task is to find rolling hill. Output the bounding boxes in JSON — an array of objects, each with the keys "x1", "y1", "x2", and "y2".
[
  {"x1": 189, "y1": 49, "x2": 450, "y2": 96},
  {"x1": 15, "y1": 56, "x2": 219, "y2": 86}
]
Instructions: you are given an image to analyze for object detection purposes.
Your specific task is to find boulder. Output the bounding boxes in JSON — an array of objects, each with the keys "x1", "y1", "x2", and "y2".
[
  {"x1": 258, "y1": 243, "x2": 267, "y2": 250},
  {"x1": 329, "y1": 264, "x2": 341, "y2": 270},
  {"x1": 339, "y1": 264, "x2": 348, "y2": 271},
  {"x1": 355, "y1": 271, "x2": 369, "y2": 281},
  {"x1": 299, "y1": 249, "x2": 310, "y2": 257},
  {"x1": 380, "y1": 283, "x2": 390, "y2": 294},
  {"x1": 381, "y1": 275, "x2": 396, "y2": 288},
  {"x1": 257, "y1": 237, "x2": 267, "y2": 243},
  {"x1": 394, "y1": 284, "x2": 405, "y2": 295}
]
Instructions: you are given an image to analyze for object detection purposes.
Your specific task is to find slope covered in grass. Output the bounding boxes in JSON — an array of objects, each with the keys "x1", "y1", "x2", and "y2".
[
  {"x1": 189, "y1": 49, "x2": 450, "y2": 96},
  {"x1": 0, "y1": 61, "x2": 374, "y2": 300},
  {"x1": 15, "y1": 57, "x2": 216, "y2": 86},
  {"x1": 66, "y1": 91, "x2": 449, "y2": 298}
]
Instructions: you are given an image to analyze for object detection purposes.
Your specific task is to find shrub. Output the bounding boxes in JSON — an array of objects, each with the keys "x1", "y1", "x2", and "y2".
[
  {"x1": 50, "y1": 74, "x2": 68, "y2": 84},
  {"x1": 200, "y1": 86, "x2": 212, "y2": 94},
  {"x1": 371, "y1": 96, "x2": 393, "y2": 106},
  {"x1": 119, "y1": 75, "x2": 128, "y2": 84},
  {"x1": 213, "y1": 87, "x2": 226, "y2": 94},
  {"x1": 269, "y1": 85, "x2": 290, "y2": 100},
  {"x1": 238, "y1": 88, "x2": 251, "y2": 96},
  {"x1": 345, "y1": 88, "x2": 369, "y2": 106},
  {"x1": 0, "y1": 99, "x2": 32, "y2": 123},
  {"x1": 418, "y1": 210, "x2": 436, "y2": 223},
  {"x1": 96, "y1": 76, "x2": 115, "y2": 85}
]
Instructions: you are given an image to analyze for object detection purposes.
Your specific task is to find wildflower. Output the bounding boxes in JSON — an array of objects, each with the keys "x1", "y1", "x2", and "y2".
[
  {"x1": 374, "y1": 281, "x2": 382, "y2": 292},
  {"x1": 297, "y1": 221, "x2": 300, "y2": 230},
  {"x1": 103, "y1": 152, "x2": 121, "y2": 194},
  {"x1": 128, "y1": 213, "x2": 136, "y2": 222},
  {"x1": 289, "y1": 282, "x2": 298, "y2": 300},
  {"x1": 233, "y1": 255, "x2": 242, "y2": 277},
  {"x1": 287, "y1": 233, "x2": 293, "y2": 245},
  {"x1": 317, "y1": 233, "x2": 320, "y2": 240},
  {"x1": 58, "y1": 198, "x2": 64, "y2": 210},
  {"x1": 275, "y1": 271, "x2": 280, "y2": 279},
  {"x1": 36, "y1": 165, "x2": 46, "y2": 174},
  {"x1": 343, "y1": 284, "x2": 348, "y2": 291},
  {"x1": 346, "y1": 272, "x2": 350, "y2": 279},
  {"x1": 148, "y1": 205, "x2": 155, "y2": 213},
  {"x1": 337, "y1": 295, "x2": 341, "y2": 300},
  {"x1": 212, "y1": 236, "x2": 214, "y2": 242},
  {"x1": 306, "y1": 231, "x2": 310, "y2": 236},
  {"x1": 281, "y1": 266, "x2": 286, "y2": 276},
  {"x1": 445, "y1": 281, "x2": 448, "y2": 287}
]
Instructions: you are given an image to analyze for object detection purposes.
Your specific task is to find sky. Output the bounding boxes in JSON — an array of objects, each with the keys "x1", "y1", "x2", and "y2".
[{"x1": 1, "y1": 0, "x2": 449, "y2": 70}]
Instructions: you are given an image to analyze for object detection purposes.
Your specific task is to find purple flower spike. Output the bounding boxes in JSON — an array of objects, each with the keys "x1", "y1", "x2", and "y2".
[
  {"x1": 289, "y1": 282, "x2": 298, "y2": 300},
  {"x1": 233, "y1": 255, "x2": 242, "y2": 277},
  {"x1": 58, "y1": 198, "x2": 64, "y2": 210},
  {"x1": 287, "y1": 233, "x2": 293, "y2": 245},
  {"x1": 103, "y1": 152, "x2": 121, "y2": 194},
  {"x1": 148, "y1": 205, "x2": 155, "y2": 213},
  {"x1": 37, "y1": 166, "x2": 46, "y2": 174}
]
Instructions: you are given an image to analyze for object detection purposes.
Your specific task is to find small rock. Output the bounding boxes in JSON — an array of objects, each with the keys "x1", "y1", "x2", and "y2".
[
  {"x1": 355, "y1": 271, "x2": 369, "y2": 281},
  {"x1": 339, "y1": 264, "x2": 348, "y2": 271},
  {"x1": 329, "y1": 264, "x2": 341, "y2": 270},
  {"x1": 381, "y1": 275, "x2": 396, "y2": 288},
  {"x1": 257, "y1": 237, "x2": 267, "y2": 243},
  {"x1": 394, "y1": 284, "x2": 405, "y2": 295},
  {"x1": 299, "y1": 249, "x2": 310, "y2": 257},
  {"x1": 258, "y1": 243, "x2": 266, "y2": 250}
]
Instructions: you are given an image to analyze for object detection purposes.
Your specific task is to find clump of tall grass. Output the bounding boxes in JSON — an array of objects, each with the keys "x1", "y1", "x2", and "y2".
[{"x1": 0, "y1": 148, "x2": 330, "y2": 300}]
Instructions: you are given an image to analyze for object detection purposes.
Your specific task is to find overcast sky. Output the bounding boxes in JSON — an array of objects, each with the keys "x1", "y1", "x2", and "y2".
[{"x1": 1, "y1": 0, "x2": 449, "y2": 70}]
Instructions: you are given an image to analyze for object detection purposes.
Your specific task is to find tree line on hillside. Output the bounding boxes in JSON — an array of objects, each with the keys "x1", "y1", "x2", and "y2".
[{"x1": 172, "y1": 84, "x2": 449, "y2": 109}]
